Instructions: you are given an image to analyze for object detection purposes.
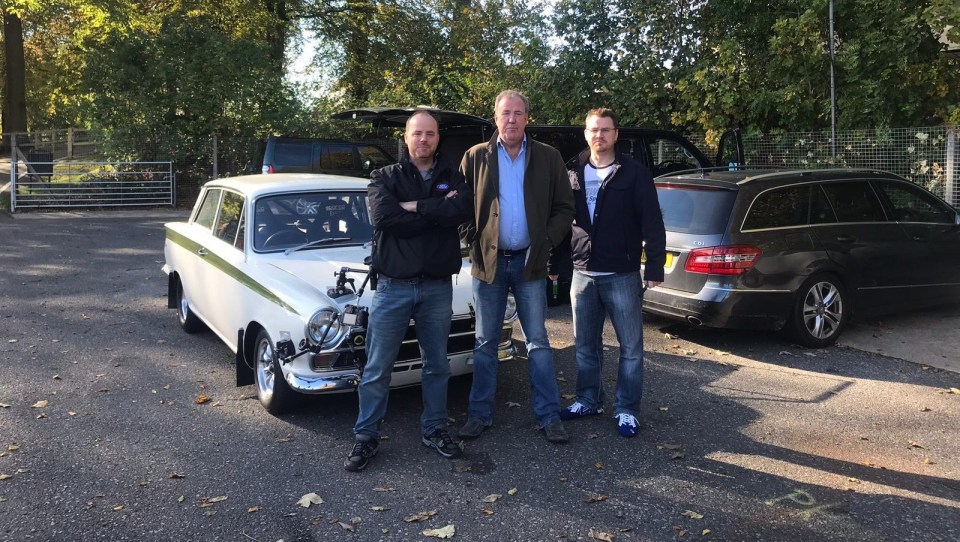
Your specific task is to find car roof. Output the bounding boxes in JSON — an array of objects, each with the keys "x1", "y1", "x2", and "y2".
[
  {"x1": 657, "y1": 167, "x2": 908, "y2": 187},
  {"x1": 202, "y1": 173, "x2": 371, "y2": 198}
]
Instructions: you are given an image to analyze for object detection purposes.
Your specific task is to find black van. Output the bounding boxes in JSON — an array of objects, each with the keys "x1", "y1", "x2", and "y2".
[{"x1": 261, "y1": 136, "x2": 395, "y2": 178}]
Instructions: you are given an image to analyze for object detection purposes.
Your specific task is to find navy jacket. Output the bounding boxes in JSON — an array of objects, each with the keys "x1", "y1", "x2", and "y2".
[{"x1": 565, "y1": 150, "x2": 666, "y2": 281}]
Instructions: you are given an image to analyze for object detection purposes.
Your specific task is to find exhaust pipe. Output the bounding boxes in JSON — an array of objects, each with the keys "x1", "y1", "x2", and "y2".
[{"x1": 686, "y1": 315, "x2": 703, "y2": 326}]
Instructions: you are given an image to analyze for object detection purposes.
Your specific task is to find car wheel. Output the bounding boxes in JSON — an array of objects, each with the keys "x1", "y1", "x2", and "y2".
[
  {"x1": 254, "y1": 328, "x2": 297, "y2": 414},
  {"x1": 175, "y1": 277, "x2": 205, "y2": 333},
  {"x1": 790, "y1": 274, "x2": 848, "y2": 348}
]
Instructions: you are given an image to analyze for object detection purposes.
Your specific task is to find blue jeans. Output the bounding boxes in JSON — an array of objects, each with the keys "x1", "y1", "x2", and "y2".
[
  {"x1": 354, "y1": 276, "x2": 453, "y2": 440},
  {"x1": 469, "y1": 254, "x2": 562, "y2": 427},
  {"x1": 570, "y1": 271, "x2": 646, "y2": 417}
]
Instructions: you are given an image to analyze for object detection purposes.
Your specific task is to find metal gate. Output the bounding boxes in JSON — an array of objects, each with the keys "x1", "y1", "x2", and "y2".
[{"x1": 9, "y1": 152, "x2": 175, "y2": 212}]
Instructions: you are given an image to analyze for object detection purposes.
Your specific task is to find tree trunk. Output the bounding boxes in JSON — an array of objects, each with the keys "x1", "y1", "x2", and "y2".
[{"x1": 2, "y1": 11, "x2": 28, "y2": 151}]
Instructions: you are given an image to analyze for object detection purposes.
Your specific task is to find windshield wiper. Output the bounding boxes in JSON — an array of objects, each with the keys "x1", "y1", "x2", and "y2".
[{"x1": 284, "y1": 237, "x2": 352, "y2": 255}]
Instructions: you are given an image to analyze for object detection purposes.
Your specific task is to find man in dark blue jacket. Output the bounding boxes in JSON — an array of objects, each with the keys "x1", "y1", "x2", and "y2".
[
  {"x1": 345, "y1": 110, "x2": 472, "y2": 471},
  {"x1": 557, "y1": 108, "x2": 666, "y2": 438}
]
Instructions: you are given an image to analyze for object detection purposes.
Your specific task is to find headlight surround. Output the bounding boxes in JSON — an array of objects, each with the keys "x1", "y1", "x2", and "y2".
[
  {"x1": 503, "y1": 293, "x2": 518, "y2": 322},
  {"x1": 306, "y1": 308, "x2": 344, "y2": 348}
]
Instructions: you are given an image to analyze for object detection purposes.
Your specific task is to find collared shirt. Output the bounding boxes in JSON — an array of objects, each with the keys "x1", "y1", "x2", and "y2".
[{"x1": 496, "y1": 136, "x2": 530, "y2": 251}]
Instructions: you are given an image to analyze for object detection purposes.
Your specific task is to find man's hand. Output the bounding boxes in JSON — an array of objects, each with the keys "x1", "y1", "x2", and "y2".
[
  {"x1": 400, "y1": 201, "x2": 417, "y2": 212},
  {"x1": 445, "y1": 190, "x2": 458, "y2": 198},
  {"x1": 548, "y1": 274, "x2": 559, "y2": 281},
  {"x1": 645, "y1": 280, "x2": 661, "y2": 289}
]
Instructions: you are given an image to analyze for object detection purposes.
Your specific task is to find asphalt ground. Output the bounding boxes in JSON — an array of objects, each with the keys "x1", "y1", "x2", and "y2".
[{"x1": 1, "y1": 211, "x2": 959, "y2": 541}]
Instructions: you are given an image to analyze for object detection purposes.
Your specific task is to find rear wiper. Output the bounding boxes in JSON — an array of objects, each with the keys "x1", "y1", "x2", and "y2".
[{"x1": 284, "y1": 237, "x2": 352, "y2": 255}]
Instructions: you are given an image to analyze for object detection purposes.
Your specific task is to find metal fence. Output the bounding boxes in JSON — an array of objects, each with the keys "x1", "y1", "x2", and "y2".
[{"x1": 690, "y1": 126, "x2": 959, "y2": 207}]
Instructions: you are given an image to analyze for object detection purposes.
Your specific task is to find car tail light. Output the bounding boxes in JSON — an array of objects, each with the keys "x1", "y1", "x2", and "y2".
[
  {"x1": 262, "y1": 165, "x2": 274, "y2": 174},
  {"x1": 684, "y1": 245, "x2": 761, "y2": 275}
]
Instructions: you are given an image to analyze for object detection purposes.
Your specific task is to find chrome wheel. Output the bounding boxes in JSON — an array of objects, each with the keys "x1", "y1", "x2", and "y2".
[
  {"x1": 790, "y1": 274, "x2": 848, "y2": 348},
  {"x1": 801, "y1": 281, "x2": 843, "y2": 340},
  {"x1": 255, "y1": 334, "x2": 276, "y2": 403},
  {"x1": 175, "y1": 277, "x2": 204, "y2": 333}
]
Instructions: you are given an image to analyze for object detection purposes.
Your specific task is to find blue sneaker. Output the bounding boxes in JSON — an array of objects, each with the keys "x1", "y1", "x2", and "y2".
[
  {"x1": 616, "y1": 413, "x2": 640, "y2": 438},
  {"x1": 560, "y1": 401, "x2": 604, "y2": 420}
]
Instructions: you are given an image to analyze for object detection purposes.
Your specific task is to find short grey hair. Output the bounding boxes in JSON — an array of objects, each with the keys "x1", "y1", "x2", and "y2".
[{"x1": 494, "y1": 90, "x2": 530, "y2": 117}]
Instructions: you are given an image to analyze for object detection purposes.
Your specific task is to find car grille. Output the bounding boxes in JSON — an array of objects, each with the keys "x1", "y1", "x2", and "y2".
[{"x1": 312, "y1": 314, "x2": 479, "y2": 372}]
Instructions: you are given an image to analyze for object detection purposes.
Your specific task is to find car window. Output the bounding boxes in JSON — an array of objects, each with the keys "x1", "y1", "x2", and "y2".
[
  {"x1": 656, "y1": 184, "x2": 738, "y2": 234},
  {"x1": 742, "y1": 185, "x2": 811, "y2": 230},
  {"x1": 820, "y1": 181, "x2": 887, "y2": 222},
  {"x1": 648, "y1": 138, "x2": 701, "y2": 176},
  {"x1": 214, "y1": 191, "x2": 245, "y2": 248},
  {"x1": 273, "y1": 141, "x2": 311, "y2": 167},
  {"x1": 358, "y1": 145, "x2": 393, "y2": 170},
  {"x1": 873, "y1": 181, "x2": 956, "y2": 224},
  {"x1": 810, "y1": 185, "x2": 837, "y2": 224},
  {"x1": 194, "y1": 189, "x2": 221, "y2": 231},
  {"x1": 253, "y1": 191, "x2": 372, "y2": 251},
  {"x1": 321, "y1": 145, "x2": 357, "y2": 170}
]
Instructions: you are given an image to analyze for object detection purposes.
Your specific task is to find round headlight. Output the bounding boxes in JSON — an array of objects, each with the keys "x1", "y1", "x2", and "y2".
[
  {"x1": 306, "y1": 308, "x2": 343, "y2": 348},
  {"x1": 503, "y1": 293, "x2": 518, "y2": 322}
]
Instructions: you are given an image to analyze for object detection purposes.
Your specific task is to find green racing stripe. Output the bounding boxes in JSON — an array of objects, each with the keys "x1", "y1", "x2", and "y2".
[{"x1": 165, "y1": 227, "x2": 300, "y2": 316}]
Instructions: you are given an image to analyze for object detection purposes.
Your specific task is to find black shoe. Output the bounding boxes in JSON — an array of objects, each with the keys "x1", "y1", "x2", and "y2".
[
  {"x1": 422, "y1": 428, "x2": 463, "y2": 459},
  {"x1": 457, "y1": 418, "x2": 492, "y2": 439},
  {"x1": 542, "y1": 419, "x2": 569, "y2": 444},
  {"x1": 344, "y1": 438, "x2": 379, "y2": 472}
]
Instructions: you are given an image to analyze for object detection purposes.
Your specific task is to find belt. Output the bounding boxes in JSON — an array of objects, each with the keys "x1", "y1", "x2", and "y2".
[
  {"x1": 498, "y1": 247, "x2": 528, "y2": 257},
  {"x1": 380, "y1": 274, "x2": 445, "y2": 284}
]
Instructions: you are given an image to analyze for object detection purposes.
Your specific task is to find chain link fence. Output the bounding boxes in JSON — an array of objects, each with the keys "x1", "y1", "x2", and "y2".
[{"x1": 6, "y1": 126, "x2": 959, "y2": 209}]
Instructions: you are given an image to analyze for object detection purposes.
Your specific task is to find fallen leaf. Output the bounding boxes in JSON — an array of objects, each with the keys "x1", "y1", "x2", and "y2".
[
  {"x1": 199, "y1": 495, "x2": 227, "y2": 507},
  {"x1": 507, "y1": 488, "x2": 518, "y2": 496},
  {"x1": 350, "y1": 516, "x2": 362, "y2": 524},
  {"x1": 53, "y1": 375, "x2": 61, "y2": 380},
  {"x1": 338, "y1": 522, "x2": 354, "y2": 532},
  {"x1": 672, "y1": 526, "x2": 688, "y2": 537},
  {"x1": 276, "y1": 435, "x2": 294, "y2": 443},
  {"x1": 0, "y1": 403, "x2": 10, "y2": 408},
  {"x1": 664, "y1": 333, "x2": 677, "y2": 339},
  {"x1": 177, "y1": 496, "x2": 185, "y2": 503},
  {"x1": 682, "y1": 510, "x2": 704, "y2": 519},
  {"x1": 481, "y1": 508, "x2": 495, "y2": 516},
  {"x1": 908, "y1": 441, "x2": 925, "y2": 449},
  {"x1": 370, "y1": 506, "x2": 389, "y2": 511},
  {"x1": 595, "y1": 463, "x2": 604, "y2": 470},
  {"x1": 949, "y1": 388, "x2": 960, "y2": 395},
  {"x1": 924, "y1": 457, "x2": 935, "y2": 465},
  {"x1": 562, "y1": 393, "x2": 576, "y2": 400},
  {"x1": 373, "y1": 487, "x2": 396, "y2": 492},
  {"x1": 31, "y1": 400, "x2": 49, "y2": 408},
  {"x1": 7, "y1": 445, "x2": 18, "y2": 452},
  {"x1": 659, "y1": 443, "x2": 682, "y2": 451},
  {"x1": 0, "y1": 474, "x2": 12, "y2": 480},
  {"x1": 482, "y1": 494, "x2": 502, "y2": 503},
  {"x1": 36, "y1": 413, "x2": 47, "y2": 419},
  {"x1": 778, "y1": 350, "x2": 795, "y2": 356},
  {"x1": 585, "y1": 494, "x2": 609, "y2": 503},
  {"x1": 919, "y1": 406, "x2": 931, "y2": 412},
  {"x1": 659, "y1": 407, "x2": 669, "y2": 412},
  {"x1": 422, "y1": 524, "x2": 455, "y2": 538},
  {"x1": 702, "y1": 529, "x2": 711, "y2": 536},
  {"x1": 68, "y1": 412, "x2": 77, "y2": 416},
  {"x1": 404, "y1": 509, "x2": 438, "y2": 522},
  {"x1": 112, "y1": 505, "x2": 124, "y2": 512},
  {"x1": 671, "y1": 452, "x2": 685, "y2": 460},
  {"x1": 297, "y1": 492, "x2": 323, "y2": 508},
  {"x1": 505, "y1": 401, "x2": 521, "y2": 408},
  {"x1": 195, "y1": 394, "x2": 210, "y2": 405},
  {"x1": 588, "y1": 433, "x2": 599, "y2": 439},
  {"x1": 248, "y1": 506, "x2": 260, "y2": 513},
  {"x1": 169, "y1": 473, "x2": 185, "y2": 479},
  {"x1": 588, "y1": 528, "x2": 615, "y2": 541}
]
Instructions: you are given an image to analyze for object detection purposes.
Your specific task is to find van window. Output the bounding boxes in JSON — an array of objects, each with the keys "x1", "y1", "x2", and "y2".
[
  {"x1": 648, "y1": 138, "x2": 701, "y2": 176},
  {"x1": 321, "y1": 145, "x2": 356, "y2": 170},
  {"x1": 274, "y1": 141, "x2": 311, "y2": 167},
  {"x1": 358, "y1": 145, "x2": 393, "y2": 170}
]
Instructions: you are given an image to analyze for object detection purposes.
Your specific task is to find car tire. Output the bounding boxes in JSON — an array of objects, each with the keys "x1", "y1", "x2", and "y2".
[
  {"x1": 175, "y1": 277, "x2": 205, "y2": 334},
  {"x1": 789, "y1": 274, "x2": 848, "y2": 348},
  {"x1": 253, "y1": 328, "x2": 298, "y2": 414}
]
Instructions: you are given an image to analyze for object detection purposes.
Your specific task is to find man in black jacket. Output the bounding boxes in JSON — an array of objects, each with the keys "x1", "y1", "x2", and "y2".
[
  {"x1": 556, "y1": 108, "x2": 666, "y2": 438},
  {"x1": 345, "y1": 111, "x2": 472, "y2": 471}
]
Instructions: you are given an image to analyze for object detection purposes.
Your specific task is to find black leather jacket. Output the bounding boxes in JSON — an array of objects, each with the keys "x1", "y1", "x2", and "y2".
[{"x1": 367, "y1": 157, "x2": 472, "y2": 279}]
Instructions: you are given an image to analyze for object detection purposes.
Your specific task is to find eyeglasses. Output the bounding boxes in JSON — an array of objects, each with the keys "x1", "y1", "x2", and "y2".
[{"x1": 585, "y1": 128, "x2": 616, "y2": 135}]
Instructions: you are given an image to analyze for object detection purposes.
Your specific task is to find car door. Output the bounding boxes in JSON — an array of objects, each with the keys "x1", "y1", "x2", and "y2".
[
  {"x1": 198, "y1": 190, "x2": 249, "y2": 347},
  {"x1": 812, "y1": 180, "x2": 921, "y2": 313},
  {"x1": 716, "y1": 128, "x2": 744, "y2": 168},
  {"x1": 872, "y1": 180, "x2": 960, "y2": 305}
]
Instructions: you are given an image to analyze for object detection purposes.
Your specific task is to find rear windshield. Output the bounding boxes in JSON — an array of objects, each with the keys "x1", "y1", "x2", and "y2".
[{"x1": 656, "y1": 184, "x2": 737, "y2": 234}]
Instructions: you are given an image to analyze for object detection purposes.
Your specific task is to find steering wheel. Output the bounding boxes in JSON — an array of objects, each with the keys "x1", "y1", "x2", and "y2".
[{"x1": 263, "y1": 229, "x2": 306, "y2": 247}]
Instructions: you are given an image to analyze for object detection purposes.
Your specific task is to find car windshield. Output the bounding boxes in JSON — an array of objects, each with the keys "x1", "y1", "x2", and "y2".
[
  {"x1": 253, "y1": 191, "x2": 373, "y2": 252},
  {"x1": 656, "y1": 184, "x2": 738, "y2": 234}
]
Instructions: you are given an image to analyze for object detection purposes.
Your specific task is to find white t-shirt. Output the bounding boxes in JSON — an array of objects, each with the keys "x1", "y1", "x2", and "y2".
[{"x1": 580, "y1": 162, "x2": 617, "y2": 276}]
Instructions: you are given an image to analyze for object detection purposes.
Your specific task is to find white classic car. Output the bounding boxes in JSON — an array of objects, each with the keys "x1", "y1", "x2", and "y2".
[{"x1": 163, "y1": 173, "x2": 516, "y2": 414}]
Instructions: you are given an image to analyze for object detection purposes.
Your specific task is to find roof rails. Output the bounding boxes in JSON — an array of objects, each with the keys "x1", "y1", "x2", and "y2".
[{"x1": 658, "y1": 164, "x2": 784, "y2": 178}]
